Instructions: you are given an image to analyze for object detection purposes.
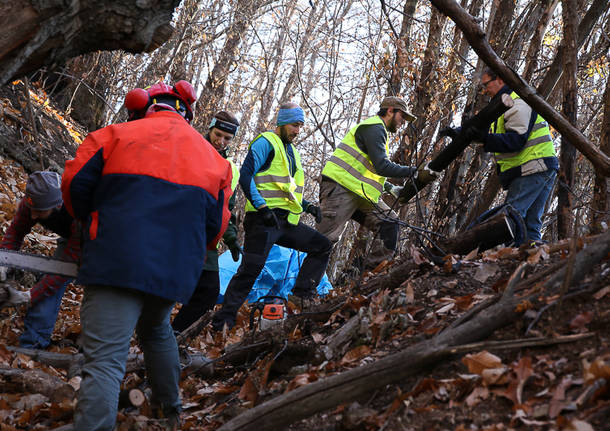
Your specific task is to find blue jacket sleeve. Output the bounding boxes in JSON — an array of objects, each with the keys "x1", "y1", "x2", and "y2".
[
  {"x1": 483, "y1": 99, "x2": 533, "y2": 153},
  {"x1": 239, "y1": 136, "x2": 272, "y2": 209},
  {"x1": 483, "y1": 132, "x2": 528, "y2": 153}
]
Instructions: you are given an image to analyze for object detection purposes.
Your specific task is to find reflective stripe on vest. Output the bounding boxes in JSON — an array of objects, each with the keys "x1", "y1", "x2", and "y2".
[
  {"x1": 244, "y1": 132, "x2": 304, "y2": 225},
  {"x1": 492, "y1": 92, "x2": 556, "y2": 173},
  {"x1": 227, "y1": 158, "x2": 240, "y2": 191},
  {"x1": 321, "y1": 116, "x2": 388, "y2": 202}
]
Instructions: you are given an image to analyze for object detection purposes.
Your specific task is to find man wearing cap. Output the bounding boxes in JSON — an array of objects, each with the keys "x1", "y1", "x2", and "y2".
[
  {"x1": 172, "y1": 111, "x2": 242, "y2": 333},
  {"x1": 318, "y1": 96, "x2": 439, "y2": 270},
  {"x1": 0, "y1": 171, "x2": 81, "y2": 349},
  {"x1": 211, "y1": 102, "x2": 332, "y2": 331}
]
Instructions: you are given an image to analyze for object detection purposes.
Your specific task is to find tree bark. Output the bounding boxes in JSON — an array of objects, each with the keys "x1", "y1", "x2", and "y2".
[
  {"x1": 0, "y1": 366, "x2": 75, "y2": 402},
  {"x1": 441, "y1": 209, "x2": 514, "y2": 255},
  {"x1": 556, "y1": 0, "x2": 579, "y2": 239},
  {"x1": 403, "y1": 7, "x2": 446, "y2": 159},
  {"x1": 591, "y1": 76, "x2": 610, "y2": 233},
  {"x1": 197, "y1": 0, "x2": 272, "y2": 126},
  {"x1": 429, "y1": 0, "x2": 610, "y2": 176},
  {"x1": 0, "y1": 0, "x2": 178, "y2": 86},
  {"x1": 386, "y1": 0, "x2": 418, "y2": 96},
  {"x1": 523, "y1": 0, "x2": 559, "y2": 83}
]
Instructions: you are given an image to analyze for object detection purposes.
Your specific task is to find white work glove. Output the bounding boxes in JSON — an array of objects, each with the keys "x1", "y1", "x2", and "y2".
[
  {"x1": 383, "y1": 182, "x2": 403, "y2": 198},
  {"x1": 0, "y1": 285, "x2": 31, "y2": 309},
  {"x1": 387, "y1": 184, "x2": 403, "y2": 198},
  {"x1": 0, "y1": 266, "x2": 7, "y2": 282}
]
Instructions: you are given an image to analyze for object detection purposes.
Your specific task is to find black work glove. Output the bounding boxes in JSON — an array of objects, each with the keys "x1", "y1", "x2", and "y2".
[
  {"x1": 304, "y1": 203, "x2": 322, "y2": 223},
  {"x1": 258, "y1": 206, "x2": 280, "y2": 229},
  {"x1": 463, "y1": 125, "x2": 488, "y2": 143},
  {"x1": 226, "y1": 240, "x2": 242, "y2": 262},
  {"x1": 439, "y1": 126, "x2": 460, "y2": 139}
]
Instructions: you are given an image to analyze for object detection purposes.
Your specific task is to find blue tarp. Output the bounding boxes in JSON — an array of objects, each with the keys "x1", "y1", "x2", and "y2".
[{"x1": 217, "y1": 244, "x2": 333, "y2": 303}]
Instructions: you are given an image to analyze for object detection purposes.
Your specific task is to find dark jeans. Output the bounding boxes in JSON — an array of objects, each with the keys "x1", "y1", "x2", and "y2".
[
  {"x1": 212, "y1": 211, "x2": 332, "y2": 330},
  {"x1": 505, "y1": 170, "x2": 556, "y2": 241},
  {"x1": 171, "y1": 269, "x2": 220, "y2": 333}
]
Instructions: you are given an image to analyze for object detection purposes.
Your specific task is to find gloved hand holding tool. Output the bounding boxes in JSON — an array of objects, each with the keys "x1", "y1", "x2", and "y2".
[
  {"x1": 226, "y1": 239, "x2": 243, "y2": 262},
  {"x1": 304, "y1": 203, "x2": 322, "y2": 223},
  {"x1": 383, "y1": 181, "x2": 403, "y2": 199}
]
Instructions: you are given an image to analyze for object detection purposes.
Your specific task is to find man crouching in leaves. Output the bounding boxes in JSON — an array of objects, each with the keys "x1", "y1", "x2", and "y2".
[{"x1": 62, "y1": 80, "x2": 233, "y2": 430}]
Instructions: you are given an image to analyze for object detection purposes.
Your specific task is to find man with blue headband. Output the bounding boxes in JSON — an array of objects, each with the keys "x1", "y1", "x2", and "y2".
[
  {"x1": 318, "y1": 96, "x2": 439, "y2": 271},
  {"x1": 212, "y1": 102, "x2": 332, "y2": 331},
  {"x1": 172, "y1": 111, "x2": 242, "y2": 333}
]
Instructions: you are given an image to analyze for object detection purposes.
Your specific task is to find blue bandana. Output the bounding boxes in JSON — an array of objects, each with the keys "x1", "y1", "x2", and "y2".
[{"x1": 277, "y1": 107, "x2": 305, "y2": 126}]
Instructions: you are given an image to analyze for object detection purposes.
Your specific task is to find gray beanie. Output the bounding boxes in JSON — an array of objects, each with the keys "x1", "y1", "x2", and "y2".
[{"x1": 25, "y1": 171, "x2": 63, "y2": 211}]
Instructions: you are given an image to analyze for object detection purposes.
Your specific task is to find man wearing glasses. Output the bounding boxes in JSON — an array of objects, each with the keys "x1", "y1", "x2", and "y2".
[{"x1": 477, "y1": 67, "x2": 558, "y2": 244}]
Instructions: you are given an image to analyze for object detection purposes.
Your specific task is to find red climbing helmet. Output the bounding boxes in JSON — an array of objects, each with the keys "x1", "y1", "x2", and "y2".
[{"x1": 124, "y1": 80, "x2": 197, "y2": 123}]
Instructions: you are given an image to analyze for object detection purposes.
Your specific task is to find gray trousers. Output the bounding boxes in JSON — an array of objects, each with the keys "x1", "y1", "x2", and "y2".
[{"x1": 317, "y1": 178, "x2": 399, "y2": 270}]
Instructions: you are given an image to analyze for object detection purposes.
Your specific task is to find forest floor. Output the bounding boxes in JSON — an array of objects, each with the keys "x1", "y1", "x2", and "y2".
[{"x1": 0, "y1": 84, "x2": 609, "y2": 430}]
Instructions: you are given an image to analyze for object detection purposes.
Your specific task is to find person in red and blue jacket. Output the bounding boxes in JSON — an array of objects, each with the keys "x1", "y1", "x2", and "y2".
[
  {"x1": 61, "y1": 80, "x2": 233, "y2": 431},
  {"x1": 0, "y1": 171, "x2": 80, "y2": 349}
]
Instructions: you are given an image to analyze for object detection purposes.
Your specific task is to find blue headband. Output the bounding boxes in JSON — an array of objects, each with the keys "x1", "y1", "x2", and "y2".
[
  {"x1": 277, "y1": 107, "x2": 305, "y2": 126},
  {"x1": 209, "y1": 117, "x2": 239, "y2": 135}
]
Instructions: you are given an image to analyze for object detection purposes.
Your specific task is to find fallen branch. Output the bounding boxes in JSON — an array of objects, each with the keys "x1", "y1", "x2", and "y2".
[
  {"x1": 176, "y1": 310, "x2": 214, "y2": 346},
  {"x1": 447, "y1": 332, "x2": 595, "y2": 354}
]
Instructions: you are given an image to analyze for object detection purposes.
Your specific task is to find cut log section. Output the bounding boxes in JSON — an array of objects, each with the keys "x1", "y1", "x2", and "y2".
[{"x1": 118, "y1": 388, "x2": 146, "y2": 408}]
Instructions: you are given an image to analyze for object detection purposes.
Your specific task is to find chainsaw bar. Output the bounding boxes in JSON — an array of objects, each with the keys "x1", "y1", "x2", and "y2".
[{"x1": 0, "y1": 249, "x2": 78, "y2": 278}]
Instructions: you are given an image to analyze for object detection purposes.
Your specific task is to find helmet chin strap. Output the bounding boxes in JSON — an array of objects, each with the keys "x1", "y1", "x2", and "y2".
[{"x1": 145, "y1": 103, "x2": 190, "y2": 122}]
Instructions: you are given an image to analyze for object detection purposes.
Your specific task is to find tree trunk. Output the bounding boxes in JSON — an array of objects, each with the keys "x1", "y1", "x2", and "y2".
[
  {"x1": 556, "y1": 0, "x2": 579, "y2": 239},
  {"x1": 591, "y1": 76, "x2": 610, "y2": 233},
  {"x1": 0, "y1": 366, "x2": 75, "y2": 402},
  {"x1": 0, "y1": 0, "x2": 178, "y2": 86},
  {"x1": 403, "y1": 7, "x2": 446, "y2": 161},
  {"x1": 523, "y1": 0, "x2": 559, "y2": 82},
  {"x1": 197, "y1": 0, "x2": 272, "y2": 126},
  {"x1": 386, "y1": 0, "x2": 418, "y2": 96},
  {"x1": 536, "y1": 0, "x2": 609, "y2": 98}
]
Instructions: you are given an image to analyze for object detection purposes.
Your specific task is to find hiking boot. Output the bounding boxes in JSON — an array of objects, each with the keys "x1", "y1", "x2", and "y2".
[{"x1": 526, "y1": 239, "x2": 547, "y2": 248}]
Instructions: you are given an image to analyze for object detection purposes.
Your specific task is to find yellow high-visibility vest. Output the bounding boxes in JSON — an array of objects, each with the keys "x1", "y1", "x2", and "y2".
[
  {"x1": 244, "y1": 132, "x2": 304, "y2": 225},
  {"x1": 492, "y1": 92, "x2": 556, "y2": 173},
  {"x1": 321, "y1": 116, "x2": 388, "y2": 202}
]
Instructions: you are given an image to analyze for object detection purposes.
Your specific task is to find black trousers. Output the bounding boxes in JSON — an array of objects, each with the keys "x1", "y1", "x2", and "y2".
[
  {"x1": 212, "y1": 211, "x2": 331, "y2": 330},
  {"x1": 171, "y1": 269, "x2": 219, "y2": 332}
]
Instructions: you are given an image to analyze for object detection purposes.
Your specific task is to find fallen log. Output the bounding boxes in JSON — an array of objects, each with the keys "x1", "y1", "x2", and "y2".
[
  {"x1": 0, "y1": 366, "x2": 75, "y2": 402},
  {"x1": 217, "y1": 230, "x2": 610, "y2": 431},
  {"x1": 6, "y1": 345, "x2": 84, "y2": 378}
]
